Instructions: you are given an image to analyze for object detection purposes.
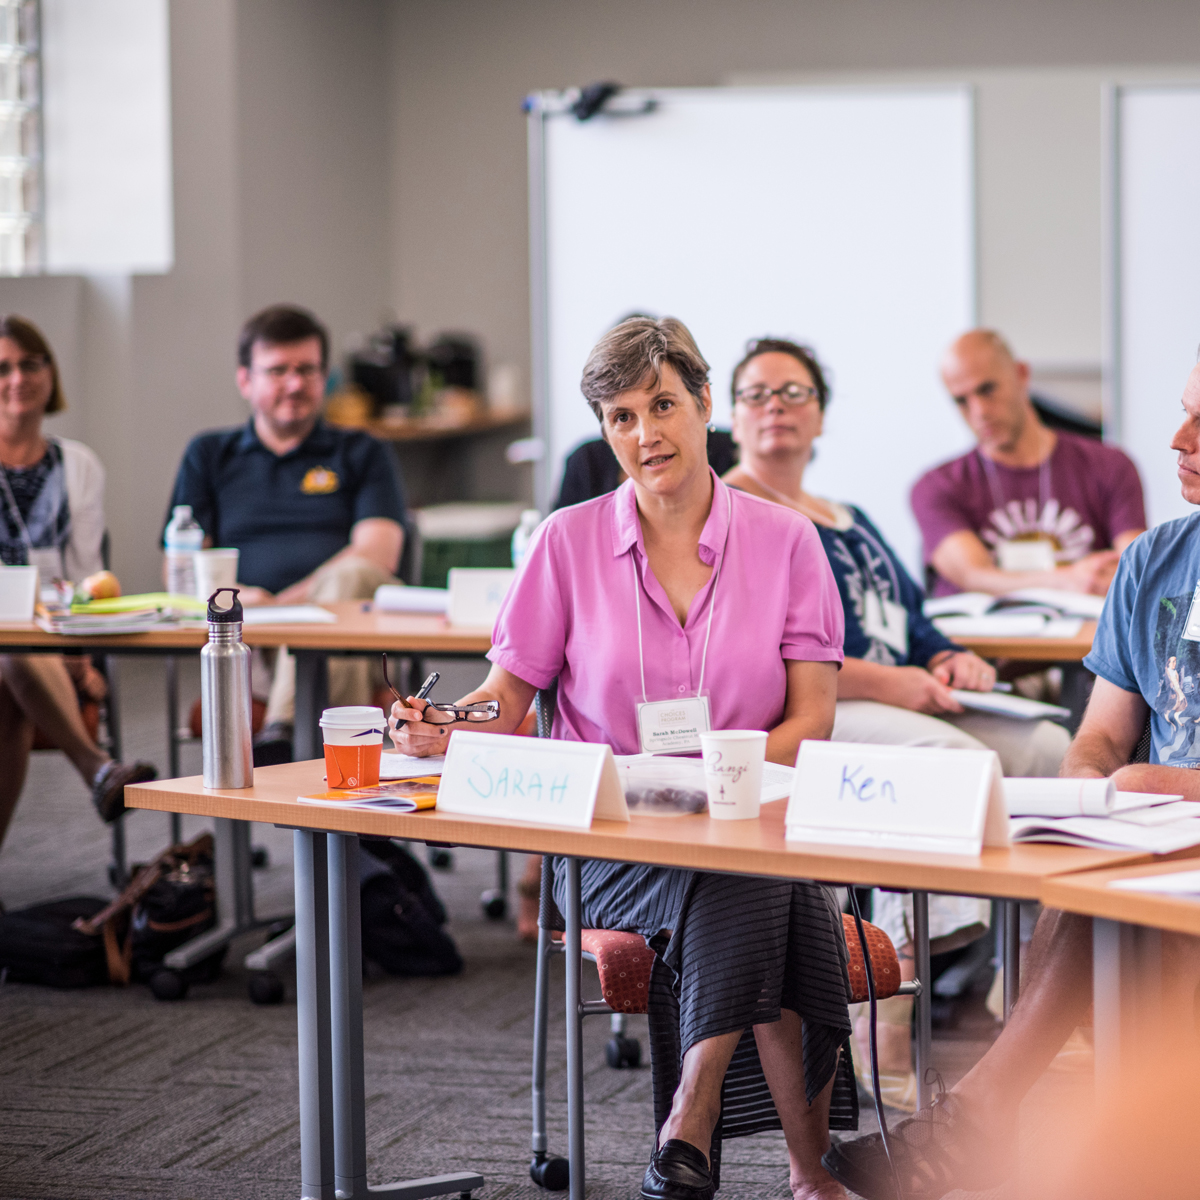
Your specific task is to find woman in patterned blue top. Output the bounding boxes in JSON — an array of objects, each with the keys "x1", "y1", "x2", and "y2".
[{"x1": 724, "y1": 337, "x2": 1070, "y2": 1110}]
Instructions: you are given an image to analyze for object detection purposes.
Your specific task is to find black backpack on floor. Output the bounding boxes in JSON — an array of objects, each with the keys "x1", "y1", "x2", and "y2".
[
  {"x1": 359, "y1": 839, "x2": 462, "y2": 978},
  {"x1": 0, "y1": 896, "x2": 111, "y2": 988}
]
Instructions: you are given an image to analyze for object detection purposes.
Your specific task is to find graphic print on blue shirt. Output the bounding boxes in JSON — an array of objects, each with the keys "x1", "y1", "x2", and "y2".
[{"x1": 1153, "y1": 591, "x2": 1200, "y2": 765}]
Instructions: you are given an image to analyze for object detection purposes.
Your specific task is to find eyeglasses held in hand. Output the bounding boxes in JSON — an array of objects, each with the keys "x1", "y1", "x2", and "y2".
[
  {"x1": 381, "y1": 654, "x2": 500, "y2": 726},
  {"x1": 734, "y1": 382, "x2": 819, "y2": 408}
]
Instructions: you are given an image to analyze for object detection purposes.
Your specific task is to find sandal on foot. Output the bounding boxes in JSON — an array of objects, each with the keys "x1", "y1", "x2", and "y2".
[
  {"x1": 91, "y1": 760, "x2": 158, "y2": 823},
  {"x1": 821, "y1": 1091, "x2": 1004, "y2": 1200}
]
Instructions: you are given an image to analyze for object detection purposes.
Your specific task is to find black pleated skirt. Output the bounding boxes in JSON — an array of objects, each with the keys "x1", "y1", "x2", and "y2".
[{"x1": 552, "y1": 860, "x2": 857, "y2": 1178}]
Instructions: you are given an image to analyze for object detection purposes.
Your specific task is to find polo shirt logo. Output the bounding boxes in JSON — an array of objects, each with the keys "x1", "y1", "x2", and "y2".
[{"x1": 301, "y1": 466, "x2": 339, "y2": 495}]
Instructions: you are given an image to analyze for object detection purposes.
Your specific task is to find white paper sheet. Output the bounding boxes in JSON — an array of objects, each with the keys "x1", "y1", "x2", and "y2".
[
  {"x1": 380, "y1": 752, "x2": 445, "y2": 778},
  {"x1": 933, "y1": 614, "x2": 1051, "y2": 638},
  {"x1": 1001, "y1": 588, "x2": 1106, "y2": 619},
  {"x1": 922, "y1": 592, "x2": 996, "y2": 619},
  {"x1": 1109, "y1": 869, "x2": 1200, "y2": 895},
  {"x1": 1009, "y1": 814, "x2": 1200, "y2": 853},
  {"x1": 374, "y1": 584, "x2": 450, "y2": 614},
  {"x1": 953, "y1": 691, "x2": 1071, "y2": 722},
  {"x1": 241, "y1": 605, "x2": 337, "y2": 625}
]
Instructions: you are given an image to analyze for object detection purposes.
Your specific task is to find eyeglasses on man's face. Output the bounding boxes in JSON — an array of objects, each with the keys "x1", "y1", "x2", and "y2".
[
  {"x1": 0, "y1": 356, "x2": 49, "y2": 379},
  {"x1": 256, "y1": 363, "x2": 324, "y2": 382},
  {"x1": 734, "y1": 382, "x2": 819, "y2": 408}
]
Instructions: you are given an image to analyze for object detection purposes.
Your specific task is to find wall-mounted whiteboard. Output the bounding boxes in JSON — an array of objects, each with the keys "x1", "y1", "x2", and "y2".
[
  {"x1": 528, "y1": 86, "x2": 976, "y2": 573},
  {"x1": 1112, "y1": 87, "x2": 1200, "y2": 528}
]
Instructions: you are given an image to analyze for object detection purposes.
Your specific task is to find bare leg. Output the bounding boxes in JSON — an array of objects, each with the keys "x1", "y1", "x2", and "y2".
[
  {"x1": 658, "y1": 1029, "x2": 743, "y2": 1162},
  {"x1": 755, "y1": 1010, "x2": 847, "y2": 1200},
  {"x1": 952, "y1": 908, "x2": 1093, "y2": 1132},
  {"x1": 0, "y1": 679, "x2": 34, "y2": 850},
  {"x1": 0, "y1": 655, "x2": 108, "y2": 786}
]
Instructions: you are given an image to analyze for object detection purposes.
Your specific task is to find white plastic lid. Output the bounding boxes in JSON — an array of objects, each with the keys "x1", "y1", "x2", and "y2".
[{"x1": 319, "y1": 705, "x2": 385, "y2": 728}]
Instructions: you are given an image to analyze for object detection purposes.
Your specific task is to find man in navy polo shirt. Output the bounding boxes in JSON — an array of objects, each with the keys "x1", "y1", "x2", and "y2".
[{"x1": 165, "y1": 305, "x2": 407, "y2": 754}]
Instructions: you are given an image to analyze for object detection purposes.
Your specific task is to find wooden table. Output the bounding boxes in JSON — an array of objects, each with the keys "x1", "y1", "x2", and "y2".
[
  {"x1": 128, "y1": 760, "x2": 1152, "y2": 1200},
  {"x1": 0, "y1": 600, "x2": 493, "y2": 759}
]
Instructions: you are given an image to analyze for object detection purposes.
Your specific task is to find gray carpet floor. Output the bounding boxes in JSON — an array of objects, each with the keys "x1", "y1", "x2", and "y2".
[{"x1": 0, "y1": 656, "x2": 1075, "y2": 1200}]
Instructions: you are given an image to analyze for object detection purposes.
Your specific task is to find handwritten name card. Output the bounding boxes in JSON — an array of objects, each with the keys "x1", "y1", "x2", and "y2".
[
  {"x1": 438, "y1": 731, "x2": 630, "y2": 829},
  {"x1": 785, "y1": 741, "x2": 1009, "y2": 856}
]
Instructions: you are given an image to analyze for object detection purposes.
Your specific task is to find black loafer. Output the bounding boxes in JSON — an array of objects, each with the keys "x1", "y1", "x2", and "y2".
[
  {"x1": 91, "y1": 760, "x2": 158, "y2": 823},
  {"x1": 641, "y1": 1139, "x2": 714, "y2": 1200}
]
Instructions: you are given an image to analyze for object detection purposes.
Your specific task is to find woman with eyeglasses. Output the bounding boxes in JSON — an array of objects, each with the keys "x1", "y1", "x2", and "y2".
[
  {"x1": 724, "y1": 337, "x2": 1069, "y2": 1110},
  {"x1": 0, "y1": 314, "x2": 156, "y2": 854},
  {"x1": 392, "y1": 317, "x2": 856, "y2": 1200}
]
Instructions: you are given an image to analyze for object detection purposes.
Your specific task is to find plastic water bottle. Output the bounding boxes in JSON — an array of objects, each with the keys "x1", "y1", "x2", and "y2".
[
  {"x1": 511, "y1": 509, "x2": 542, "y2": 568},
  {"x1": 201, "y1": 587, "x2": 253, "y2": 788},
  {"x1": 164, "y1": 505, "x2": 203, "y2": 597}
]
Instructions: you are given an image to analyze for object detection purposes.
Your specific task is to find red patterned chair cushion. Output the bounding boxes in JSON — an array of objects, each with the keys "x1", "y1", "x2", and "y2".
[
  {"x1": 554, "y1": 914, "x2": 902, "y2": 1014},
  {"x1": 843, "y1": 913, "x2": 902, "y2": 1003}
]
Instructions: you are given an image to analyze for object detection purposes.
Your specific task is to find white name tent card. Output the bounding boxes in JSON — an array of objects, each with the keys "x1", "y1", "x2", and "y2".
[
  {"x1": 785, "y1": 741, "x2": 1009, "y2": 856},
  {"x1": 0, "y1": 564, "x2": 38, "y2": 621},
  {"x1": 438, "y1": 731, "x2": 630, "y2": 829},
  {"x1": 447, "y1": 568, "x2": 516, "y2": 628}
]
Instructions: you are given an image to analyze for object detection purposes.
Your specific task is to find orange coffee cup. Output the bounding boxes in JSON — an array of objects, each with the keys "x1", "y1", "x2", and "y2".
[{"x1": 319, "y1": 706, "x2": 386, "y2": 789}]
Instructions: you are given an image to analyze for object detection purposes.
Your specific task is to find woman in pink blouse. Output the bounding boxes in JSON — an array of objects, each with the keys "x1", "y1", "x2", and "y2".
[{"x1": 392, "y1": 318, "x2": 852, "y2": 1200}]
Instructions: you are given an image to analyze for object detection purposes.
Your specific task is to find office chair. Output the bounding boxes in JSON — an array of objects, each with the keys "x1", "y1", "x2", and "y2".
[{"x1": 526, "y1": 685, "x2": 913, "y2": 1195}]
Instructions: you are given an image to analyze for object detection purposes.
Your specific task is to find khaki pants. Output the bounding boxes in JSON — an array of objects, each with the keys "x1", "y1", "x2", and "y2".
[{"x1": 263, "y1": 555, "x2": 400, "y2": 727}]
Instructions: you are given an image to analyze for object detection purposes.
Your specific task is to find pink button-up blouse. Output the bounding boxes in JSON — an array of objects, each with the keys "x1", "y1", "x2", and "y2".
[{"x1": 487, "y1": 472, "x2": 844, "y2": 755}]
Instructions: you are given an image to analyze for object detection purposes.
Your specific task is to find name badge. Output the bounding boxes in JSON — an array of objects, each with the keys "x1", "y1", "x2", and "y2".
[
  {"x1": 996, "y1": 537, "x2": 1056, "y2": 573},
  {"x1": 1183, "y1": 581, "x2": 1200, "y2": 643},
  {"x1": 636, "y1": 694, "x2": 712, "y2": 755},
  {"x1": 863, "y1": 590, "x2": 909, "y2": 655},
  {"x1": 438, "y1": 731, "x2": 630, "y2": 829},
  {"x1": 785, "y1": 740, "x2": 1009, "y2": 856}
]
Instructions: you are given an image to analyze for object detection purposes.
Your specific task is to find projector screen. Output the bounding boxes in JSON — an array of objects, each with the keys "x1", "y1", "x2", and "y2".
[
  {"x1": 529, "y1": 86, "x2": 977, "y2": 574},
  {"x1": 1113, "y1": 87, "x2": 1200, "y2": 528}
]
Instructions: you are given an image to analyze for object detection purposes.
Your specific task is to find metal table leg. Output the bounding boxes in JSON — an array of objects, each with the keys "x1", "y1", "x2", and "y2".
[
  {"x1": 165, "y1": 655, "x2": 183, "y2": 845},
  {"x1": 295, "y1": 829, "x2": 336, "y2": 1200},
  {"x1": 565, "y1": 857, "x2": 585, "y2": 1200},
  {"x1": 912, "y1": 891, "x2": 932, "y2": 1110},
  {"x1": 1002, "y1": 900, "x2": 1021, "y2": 1022},
  {"x1": 295, "y1": 649, "x2": 329, "y2": 761},
  {"x1": 322, "y1": 830, "x2": 484, "y2": 1200},
  {"x1": 1093, "y1": 917, "x2": 1162, "y2": 1097}
]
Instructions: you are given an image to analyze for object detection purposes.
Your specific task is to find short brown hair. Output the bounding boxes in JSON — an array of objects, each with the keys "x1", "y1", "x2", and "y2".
[
  {"x1": 0, "y1": 314, "x2": 65, "y2": 413},
  {"x1": 731, "y1": 337, "x2": 830, "y2": 412},
  {"x1": 580, "y1": 317, "x2": 710, "y2": 421},
  {"x1": 237, "y1": 304, "x2": 329, "y2": 372}
]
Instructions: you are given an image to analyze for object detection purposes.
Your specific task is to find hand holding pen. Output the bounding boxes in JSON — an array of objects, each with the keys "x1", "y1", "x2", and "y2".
[{"x1": 382, "y1": 656, "x2": 500, "y2": 756}]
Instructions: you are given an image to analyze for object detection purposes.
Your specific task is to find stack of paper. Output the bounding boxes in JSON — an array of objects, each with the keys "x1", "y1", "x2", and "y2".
[
  {"x1": 924, "y1": 589, "x2": 1094, "y2": 639},
  {"x1": 374, "y1": 585, "x2": 450, "y2": 614},
  {"x1": 241, "y1": 605, "x2": 337, "y2": 625},
  {"x1": 952, "y1": 691, "x2": 1071, "y2": 721},
  {"x1": 37, "y1": 607, "x2": 169, "y2": 636},
  {"x1": 1006, "y1": 782, "x2": 1200, "y2": 852},
  {"x1": 381, "y1": 752, "x2": 446, "y2": 778},
  {"x1": 297, "y1": 777, "x2": 440, "y2": 812}
]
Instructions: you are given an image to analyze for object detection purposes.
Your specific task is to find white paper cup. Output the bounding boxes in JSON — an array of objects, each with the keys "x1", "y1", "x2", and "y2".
[
  {"x1": 700, "y1": 730, "x2": 768, "y2": 820},
  {"x1": 194, "y1": 548, "x2": 240, "y2": 601},
  {"x1": 320, "y1": 705, "x2": 386, "y2": 788}
]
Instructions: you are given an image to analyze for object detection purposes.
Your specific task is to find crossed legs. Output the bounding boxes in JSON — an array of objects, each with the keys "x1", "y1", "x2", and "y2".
[{"x1": 0, "y1": 653, "x2": 110, "y2": 848}]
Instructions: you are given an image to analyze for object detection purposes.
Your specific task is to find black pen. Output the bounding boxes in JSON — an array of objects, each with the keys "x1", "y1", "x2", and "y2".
[{"x1": 415, "y1": 671, "x2": 440, "y2": 701}]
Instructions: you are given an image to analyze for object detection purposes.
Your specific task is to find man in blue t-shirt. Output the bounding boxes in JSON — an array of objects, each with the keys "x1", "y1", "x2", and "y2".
[
  {"x1": 824, "y1": 359, "x2": 1200, "y2": 1200},
  {"x1": 165, "y1": 305, "x2": 408, "y2": 753}
]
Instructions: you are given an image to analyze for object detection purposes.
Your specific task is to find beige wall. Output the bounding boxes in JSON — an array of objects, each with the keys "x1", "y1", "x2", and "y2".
[{"x1": 386, "y1": 0, "x2": 1200, "y2": 413}]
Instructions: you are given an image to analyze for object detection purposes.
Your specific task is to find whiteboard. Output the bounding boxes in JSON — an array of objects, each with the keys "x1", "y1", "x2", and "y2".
[
  {"x1": 1113, "y1": 87, "x2": 1200, "y2": 528},
  {"x1": 529, "y1": 86, "x2": 977, "y2": 574}
]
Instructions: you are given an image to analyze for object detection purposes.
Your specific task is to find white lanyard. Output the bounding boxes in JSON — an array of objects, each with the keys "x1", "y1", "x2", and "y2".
[
  {"x1": 980, "y1": 449, "x2": 1052, "y2": 523},
  {"x1": 631, "y1": 482, "x2": 730, "y2": 704}
]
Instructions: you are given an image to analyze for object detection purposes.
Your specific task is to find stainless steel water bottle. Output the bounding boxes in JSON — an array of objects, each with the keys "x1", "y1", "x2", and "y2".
[{"x1": 201, "y1": 587, "x2": 254, "y2": 788}]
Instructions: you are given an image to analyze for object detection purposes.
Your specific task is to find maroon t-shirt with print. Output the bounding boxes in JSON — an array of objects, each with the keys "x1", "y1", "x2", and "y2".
[{"x1": 911, "y1": 431, "x2": 1146, "y2": 596}]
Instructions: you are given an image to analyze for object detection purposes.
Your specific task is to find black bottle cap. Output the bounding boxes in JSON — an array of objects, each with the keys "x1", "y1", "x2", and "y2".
[{"x1": 207, "y1": 587, "x2": 243, "y2": 623}]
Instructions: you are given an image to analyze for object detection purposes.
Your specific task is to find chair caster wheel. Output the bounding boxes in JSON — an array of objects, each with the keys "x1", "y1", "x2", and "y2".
[
  {"x1": 149, "y1": 969, "x2": 188, "y2": 1001},
  {"x1": 605, "y1": 1033, "x2": 641, "y2": 1069},
  {"x1": 427, "y1": 847, "x2": 453, "y2": 871},
  {"x1": 481, "y1": 889, "x2": 507, "y2": 920},
  {"x1": 251, "y1": 846, "x2": 269, "y2": 869},
  {"x1": 530, "y1": 1152, "x2": 569, "y2": 1190},
  {"x1": 248, "y1": 971, "x2": 285, "y2": 1005}
]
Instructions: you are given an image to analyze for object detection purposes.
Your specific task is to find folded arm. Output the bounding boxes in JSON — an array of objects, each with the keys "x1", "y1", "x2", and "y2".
[{"x1": 930, "y1": 529, "x2": 1122, "y2": 597}]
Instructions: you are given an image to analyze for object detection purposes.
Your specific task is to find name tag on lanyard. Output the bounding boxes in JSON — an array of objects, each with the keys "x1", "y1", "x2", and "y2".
[
  {"x1": 863, "y1": 589, "x2": 909, "y2": 656},
  {"x1": 636, "y1": 694, "x2": 712, "y2": 756},
  {"x1": 996, "y1": 537, "x2": 1056, "y2": 573}
]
